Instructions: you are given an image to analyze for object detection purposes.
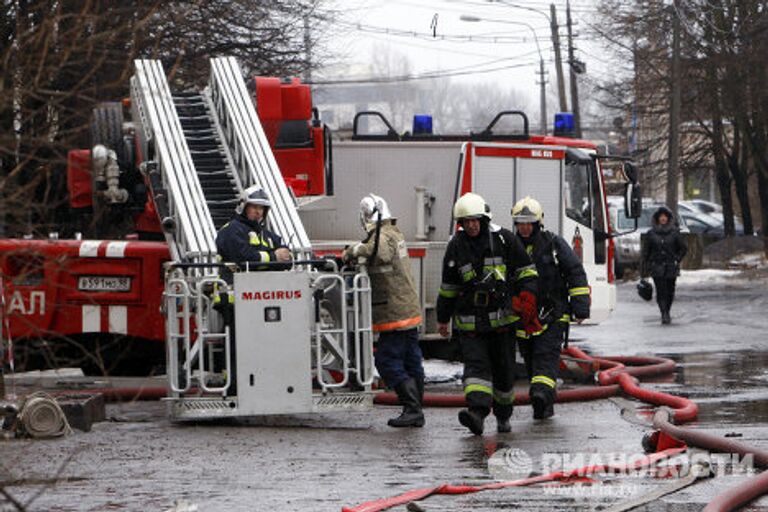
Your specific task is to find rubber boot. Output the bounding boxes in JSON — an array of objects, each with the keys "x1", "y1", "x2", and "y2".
[
  {"x1": 388, "y1": 378, "x2": 425, "y2": 428},
  {"x1": 415, "y1": 375, "x2": 425, "y2": 408},
  {"x1": 458, "y1": 408, "x2": 485, "y2": 436},
  {"x1": 494, "y1": 403, "x2": 513, "y2": 433},
  {"x1": 531, "y1": 388, "x2": 554, "y2": 420}
]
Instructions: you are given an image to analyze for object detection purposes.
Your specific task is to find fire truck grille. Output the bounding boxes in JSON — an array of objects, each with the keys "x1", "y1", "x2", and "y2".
[{"x1": 312, "y1": 393, "x2": 372, "y2": 411}]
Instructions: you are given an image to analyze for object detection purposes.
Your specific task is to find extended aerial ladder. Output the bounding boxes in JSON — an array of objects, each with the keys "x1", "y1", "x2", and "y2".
[{"x1": 130, "y1": 57, "x2": 373, "y2": 420}]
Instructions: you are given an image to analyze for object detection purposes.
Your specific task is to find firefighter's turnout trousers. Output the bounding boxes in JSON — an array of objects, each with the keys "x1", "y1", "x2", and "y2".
[
  {"x1": 518, "y1": 321, "x2": 565, "y2": 412},
  {"x1": 459, "y1": 328, "x2": 516, "y2": 422}
]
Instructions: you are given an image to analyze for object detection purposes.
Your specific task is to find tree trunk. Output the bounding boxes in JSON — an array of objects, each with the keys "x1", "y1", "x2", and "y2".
[
  {"x1": 705, "y1": 57, "x2": 735, "y2": 237},
  {"x1": 728, "y1": 128, "x2": 754, "y2": 235}
]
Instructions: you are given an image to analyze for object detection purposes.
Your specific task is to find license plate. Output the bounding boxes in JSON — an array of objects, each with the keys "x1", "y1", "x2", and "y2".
[{"x1": 78, "y1": 276, "x2": 131, "y2": 292}]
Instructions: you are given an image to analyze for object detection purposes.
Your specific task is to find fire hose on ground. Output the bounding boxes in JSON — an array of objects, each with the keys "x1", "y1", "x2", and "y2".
[
  {"x1": 356, "y1": 347, "x2": 768, "y2": 512},
  {"x1": 25, "y1": 349, "x2": 768, "y2": 512}
]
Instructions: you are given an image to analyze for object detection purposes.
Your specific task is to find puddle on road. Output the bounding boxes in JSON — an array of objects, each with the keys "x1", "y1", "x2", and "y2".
[{"x1": 665, "y1": 350, "x2": 768, "y2": 424}]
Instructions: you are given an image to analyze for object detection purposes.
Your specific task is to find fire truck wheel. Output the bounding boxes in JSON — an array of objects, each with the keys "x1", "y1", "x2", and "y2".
[{"x1": 91, "y1": 102, "x2": 128, "y2": 165}]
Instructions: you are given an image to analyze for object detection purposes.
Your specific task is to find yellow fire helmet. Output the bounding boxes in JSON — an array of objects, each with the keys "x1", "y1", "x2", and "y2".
[
  {"x1": 511, "y1": 196, "x2": 544, "y2": 224},
  {"x1": 453, "y1": 192, "x2": 492, "y2": 221}
]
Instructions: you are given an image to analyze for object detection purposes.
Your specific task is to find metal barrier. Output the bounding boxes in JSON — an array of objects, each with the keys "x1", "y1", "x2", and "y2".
[
  {"x1": 165, "y1": 270, "x2": 231, "y2": 396},
  {"x1": 195, "y1": 276, "x2": 231, "y2": 394},
  {"x1": 311, "y1": 269, "x2": 374, "y2": 391},
  {"x1": 165, "y1": 275, "x2": 192, "y2": 393},
  {"x1": 352, "y1": 272, "x2": 374, "y2": 387}
]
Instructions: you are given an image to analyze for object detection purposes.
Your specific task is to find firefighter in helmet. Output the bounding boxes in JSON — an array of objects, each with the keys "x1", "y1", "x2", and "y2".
[
  {"x1": 212, "y1": 185, "x2": 292, "y2": 394},
  {"x1": 343, "y1": 194, "x2": 424, "y2": 427},
  {"x1": 511, "y1": 196, "x2": 590, "y2": 420},
  {"x1": 437, "y1": 192, "x2": 540, "y2": 435},
  {"x1": 216, "y1": 184, "x2": 293, "y2": 275}
]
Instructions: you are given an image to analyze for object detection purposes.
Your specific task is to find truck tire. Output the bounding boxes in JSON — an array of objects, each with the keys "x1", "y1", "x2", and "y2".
[
  {"x1": 614, "y1": 259, "x2": 625, "y2": 280},
  {"x1": 90, "y1": 102, "x2": 127, "y2": 164}
]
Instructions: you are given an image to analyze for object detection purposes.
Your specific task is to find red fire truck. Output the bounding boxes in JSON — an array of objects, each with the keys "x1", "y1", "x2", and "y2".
[{"x1": 1, "y1": 62, "x2": 640, "y2": 376}]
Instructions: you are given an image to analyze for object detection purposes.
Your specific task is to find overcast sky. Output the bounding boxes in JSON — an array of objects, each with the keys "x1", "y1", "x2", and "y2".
[{"x1": 318, "y1": 0, "x2": 610, "y2": 108}]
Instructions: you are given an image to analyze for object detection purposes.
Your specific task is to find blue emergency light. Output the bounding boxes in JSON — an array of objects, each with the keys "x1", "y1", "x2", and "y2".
[
  {"x1": 554, "y1": 112, "x2": 575, "y2": 137},
  {"x1": 413, "y1": 115, "x2": 433, "y2": 135}
]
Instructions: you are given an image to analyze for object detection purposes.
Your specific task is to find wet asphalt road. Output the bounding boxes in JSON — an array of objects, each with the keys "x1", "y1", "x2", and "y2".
[{"x1": 2, "y1": 268, "x2": 768, "y2": 512}]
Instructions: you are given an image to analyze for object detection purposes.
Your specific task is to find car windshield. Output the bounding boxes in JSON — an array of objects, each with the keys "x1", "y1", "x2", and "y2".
[
  {"x1": 613, "y1": 204, "x2": 686, "y2": 231},
  {"x1": 615, "y1": 206, "x2": 656, "y2": 230}
]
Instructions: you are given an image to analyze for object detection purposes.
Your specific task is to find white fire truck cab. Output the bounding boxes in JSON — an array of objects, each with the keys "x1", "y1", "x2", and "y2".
[{"x1": 299, "y1": 111, "x2": 642, "y2": 335}]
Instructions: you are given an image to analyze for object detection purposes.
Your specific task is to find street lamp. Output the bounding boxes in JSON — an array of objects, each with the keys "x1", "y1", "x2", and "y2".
[
  {"x1": 471, "y1": 1, "x2": 570, "y2": 115},
  {"x1": 460, "y1": 14, "x2": 548, "y2": 135}
]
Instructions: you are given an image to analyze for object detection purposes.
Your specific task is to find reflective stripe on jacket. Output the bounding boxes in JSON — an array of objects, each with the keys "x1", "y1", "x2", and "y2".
[
  {"x1": 215, "y1": 215, "x2": 289, "y2": 284},
  {"x1": 436, "y1": 223, "x2": 537, "y2": 332}
]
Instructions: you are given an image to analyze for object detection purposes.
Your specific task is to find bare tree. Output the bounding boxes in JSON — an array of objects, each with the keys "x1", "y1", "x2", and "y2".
[
  {"x1": 0, "y1": 0, "x2": 335, "y2": 374},
  {"x1": 593, "y1": 0, "x2": 768, "y2": 254}
]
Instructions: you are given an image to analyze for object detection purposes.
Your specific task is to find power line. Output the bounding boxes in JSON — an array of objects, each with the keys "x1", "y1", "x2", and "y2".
[
  {"x1": 335, "y1": 19, "x2": 552, "y2": 44},
  {"x1": 348, "y1": 29, "x2": 549, "y2": 60},
  {"x1": 310, "y1": 61, "x2": 538, "y2": 85}
]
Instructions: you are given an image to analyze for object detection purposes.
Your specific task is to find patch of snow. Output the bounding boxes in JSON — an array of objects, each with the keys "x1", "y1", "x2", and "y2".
[
  {"x1": 729, "y1": 251, "x2": 768, "y2": 269},
  {"x1": 423, "y1": 359, "x2": 463, "y2": 384},
  {"x1": 677, "y1": 269, "x2": 741, "y2": 284}
]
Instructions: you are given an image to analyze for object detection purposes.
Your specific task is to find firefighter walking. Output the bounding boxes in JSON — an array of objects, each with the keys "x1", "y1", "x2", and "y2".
[
  {"x1": 437, "y1": 193, "x2": 540, "y2": 435},
  {"x1": 511, "y1": 197, "x2": 590, "y2": 420},
  {"x1": 344, "y1": 194, "x2": 424, "y2": 428}
]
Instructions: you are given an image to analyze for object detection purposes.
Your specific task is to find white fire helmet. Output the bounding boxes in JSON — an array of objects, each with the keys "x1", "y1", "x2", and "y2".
[
  {"x1": 453, "y1": 192, "x2": 492, "y2": 221},
  {"x1": 511, "y1": 196, "x2": 544, "y2": 224},
  {"x1": 359, "y1": 193, "x2": 392, "y2": 229},
  {"x1": 236, "y1": 185, "x2": 272, "y2": 216}
]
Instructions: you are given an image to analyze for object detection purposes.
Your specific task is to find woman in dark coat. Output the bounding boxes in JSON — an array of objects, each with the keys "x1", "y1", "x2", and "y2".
[{"x1": 641, "y1": 206, "x2": 688, "y2": 324}]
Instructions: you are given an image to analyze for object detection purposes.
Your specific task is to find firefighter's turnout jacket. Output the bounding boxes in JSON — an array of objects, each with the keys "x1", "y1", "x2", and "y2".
[
  {"x1": 518, "y1": 229, "x2": 590, "y2": 326},
  {"x1": 216, "y1": 215, "x2": 289, "y2": 283},
  {"x1": 437, "y1": 224, "x2": 538, "y2": 332},
  {"x1": 344, "y1": 219, "x2": 422, "y2": 332}
]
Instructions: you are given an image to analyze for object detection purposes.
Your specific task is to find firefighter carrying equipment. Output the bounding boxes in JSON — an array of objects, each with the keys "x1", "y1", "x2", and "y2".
[
  {"x1": 516, "y1": 229, "x2": 590, "y2": 326},
  {"x1": 515, "y1": 215, "x2": 589, "y2": 421},
  {"x1": 511, "y1": 196, "x2": 544, "y2": 224},
  {"x1": 453, "y1": 192, "x2": 492, "y2": 221},
  {"x1": 343, "y1": 219, "x2": 421, "y2": 332},
  {"x1": 637, "y1": 279, "x2": 653, "y2": 301}
]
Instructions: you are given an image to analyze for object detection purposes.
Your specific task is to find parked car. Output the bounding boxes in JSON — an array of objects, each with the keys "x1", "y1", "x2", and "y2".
[
  {"x1": 608, "y1": 197, "x2": 689, "y2": 279},
  {"x1": 678, "y1": 208, "x2": 744, "y2": 237},
  {"x1": 679, "y1": 200, "x2": 721, "y2": 224}
]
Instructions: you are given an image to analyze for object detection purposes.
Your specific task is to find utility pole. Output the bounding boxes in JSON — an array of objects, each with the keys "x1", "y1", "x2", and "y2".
[
  {"x1": 666, "y1": 0, "x2": 682, "y2": 209},
  {"x1": 303, "y1": 11, "x2": 313, "y2": 84},
  {"x1": 566, "y1": 0, "x2": 582, "y2": 138},
  {"x1": 538, "y1": 59, "x2": 547, "y2": 134},
  {"x1": 550, "y1": 4, "x2": 568, "y2": 113}
]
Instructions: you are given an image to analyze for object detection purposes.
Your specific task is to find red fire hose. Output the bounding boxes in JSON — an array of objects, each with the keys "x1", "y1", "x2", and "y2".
[
  {"x1": 342, "y1": 446, "x2": 688, "y2": 512},
  {"x1": 39, "y1": 348, "x2": 768, "y2": 512},
  {"x1": 356, "y1": 348, "x2": 767, "y2": 512}
]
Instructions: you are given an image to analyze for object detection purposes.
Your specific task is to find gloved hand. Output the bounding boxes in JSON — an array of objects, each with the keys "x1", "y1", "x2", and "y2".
[
  {"x1": 342, "y1": 244, "x2": 357, "y2": 264},
  {"x1": 512, "y1": 291, "x2": 543, "y2": 335}
]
